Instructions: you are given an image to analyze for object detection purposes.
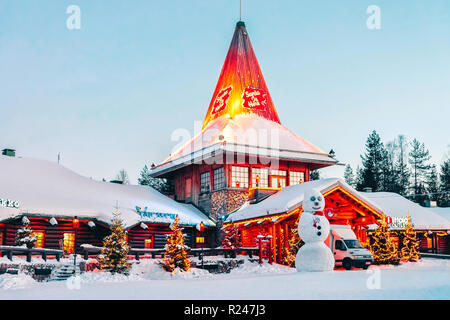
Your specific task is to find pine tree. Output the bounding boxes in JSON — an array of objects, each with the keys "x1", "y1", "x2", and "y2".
[
  {"x1": 400, "y1": 214, "x2": 420, "y2": 262},
  {"x1": 282, "y1": 219, "x2": 304, "y2": 267},
  {"x1": 357, "y1": 130, "x2": 386, "y2": 191},
  {"x1": 98, "y1": 210, "x2": 131, "y2": 275},
  {"x1": 408, "y1": 138, "x2": 431, "y2": 198},
  {"x1": 15, "y1": 218, "x2": 37, "y2": 249},
  {"x1": 426, "y1": 165, "x2": 439, "y2": 203},
  {"x1": 394, "y1": 135, "x2": 410, "y2": 195},
  {"x1": 343, "y1": 164, "x2": 355, "y2": 187},
  {"x1": 221, "y1": 224, "x2": 242, "y2": 249},
  {"x1": 381, "y1": 141, "x2": 397, "y2": 192},
  {"x1": 310, "y1": 170, "x2": 320, "y2": 181},
  {"x1": 439, "y1": 159, "x2": 450, "y2": 206},
  {"x1": 162, "y1": 216, "x2": 191, "y2": 272},
  {"x1": 138, "y1": 165, "x2": 173, "y2": 194},
  {"x1": 369, "y1": 221, "x2": 399, "y2": 265}
]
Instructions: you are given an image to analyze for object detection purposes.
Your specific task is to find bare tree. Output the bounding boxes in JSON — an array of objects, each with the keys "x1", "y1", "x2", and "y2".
[{"x1": 116, "y1": 169, "x2": 130, "y2": 185}]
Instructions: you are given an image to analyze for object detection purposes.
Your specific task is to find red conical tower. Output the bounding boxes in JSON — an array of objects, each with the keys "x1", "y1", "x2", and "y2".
[{"x1": 202, "y1": 21, "x2": 281, "y2": 129}]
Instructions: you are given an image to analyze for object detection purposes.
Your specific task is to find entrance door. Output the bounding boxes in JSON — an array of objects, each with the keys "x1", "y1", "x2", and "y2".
[{"x1": 63, "y1": 232, "x2": 75, "y2": 254}]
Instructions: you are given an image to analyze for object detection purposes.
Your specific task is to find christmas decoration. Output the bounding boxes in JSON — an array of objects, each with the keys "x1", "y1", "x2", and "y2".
[
  {"x1": 162, "y1": 216, "x2": 191, "y2": 272},
  {"x1": 221, "y1": 224, "x2": 242, "y2": 249},
  {"x1": 15, "y1": 218, "x2": 37, "y2": 249},
  {"x1": 98, "y1": 210, "x2": 131, "y2": 275},
  {"x1": 295, "y1": 189, "x2": 335, "y2": 272},
  {"x1": 281, "y1": 219, "x2": 304, "y2": 267},
  {"x1": 400, "y1": 213, "x2": 420, "y2": 262},
  {"x1": 369, "y1": 220, "x2": 399, "y2": 265}
]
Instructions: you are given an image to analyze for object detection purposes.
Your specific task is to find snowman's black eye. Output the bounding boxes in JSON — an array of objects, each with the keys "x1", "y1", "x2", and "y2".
[
  {"x1": 310, "y1": 196, "x2": 316, "y2": 201},
  {"x1": 317, "y1": 226, "x2": 321, "y2": 230},
  {"x1": 318, "y1": 196, "x2": 322, "y2": 201}
]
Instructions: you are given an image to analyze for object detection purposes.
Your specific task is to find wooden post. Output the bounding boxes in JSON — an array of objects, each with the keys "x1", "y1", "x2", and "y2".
[
  {"x1": 7, "y1": 250, "x2": 12, "y2": 261},
  {"x1": 276, "y1": 223, "x2": 282, "y2": 263},
  {"x1": 258, "y1": 238, "x2": 263, "y2": 264},
  {"x1": 26, "y1": 251, "x2": 32, "y2": 263},
  {"x1": 42, "y1": 252, "x2": 47, "y2": 262}
]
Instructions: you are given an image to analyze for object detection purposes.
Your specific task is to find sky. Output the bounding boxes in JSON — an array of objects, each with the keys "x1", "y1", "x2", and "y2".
[{"x1": 0, "y1": 0, "x2": 449, "y2": 184}]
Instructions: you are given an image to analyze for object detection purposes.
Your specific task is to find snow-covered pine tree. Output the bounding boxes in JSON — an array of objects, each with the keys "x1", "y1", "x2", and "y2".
[
  {"x1": 138, "y1": 164, "x2": 173, "y2": 194},
  {"x1": 98, "y1": 209, "x2": 130, "y2": 274},
  {"x1": 357, "y1": 130, "x2": 387, "y2": 192},
  {"x1": 439, "y1": 158, "x2": 450, "y2": 206},
  {"x1": 310, "y1": 170, "x2": 320, "y2": 180},
  {"x1": 408, "y1": 138, "x2": 431, "y2": 200},
  {"x1": 426, "y1": 165, "x2": 439, "y2": 203},
  {"x1": 394, "y1": 135, "x2": 410, "y2": 195},
  {"x1": 344, "y1": 164, "x2": 355, "y2": 187},
  {"x1": 221, "y1": 224, "x2": 242, "y2": 249},
  {"x1": 400, "y1": 214, "x2": 420, "y2": 262},
  {"x1": 15, "y1": 218, "x2": 37, "y2": 249},
  {"x1": 162, "y1": 216, "x2": 191, "y2": 272},
  {"x1": 369, "y1": 221, "x2": 399, "y2": 265}
]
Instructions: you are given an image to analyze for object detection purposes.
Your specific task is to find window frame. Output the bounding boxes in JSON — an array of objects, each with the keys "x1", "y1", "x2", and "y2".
[
  {"x1": 213, "y1": 167, "x2": 226, "y2": 190},
  {"x1": 231, "y1": 166, "x2": 249, "y2": 188}
]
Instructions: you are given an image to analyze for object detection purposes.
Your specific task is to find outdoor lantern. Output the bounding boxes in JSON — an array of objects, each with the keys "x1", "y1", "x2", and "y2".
[
  {"x1": 196, "y1": 221, "x2": 205, "y2": 232},
  {"x1": 73, "y1": 218, "x2": 79, "y2": 229},
  {"x1": 256, "y1": 175, "x2": 260, "y2": 186}
]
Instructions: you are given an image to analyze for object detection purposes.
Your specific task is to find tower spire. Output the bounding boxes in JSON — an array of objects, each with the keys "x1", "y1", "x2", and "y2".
[{"x1": 202, "y1": 21, "x2": 281, "y2": 129}]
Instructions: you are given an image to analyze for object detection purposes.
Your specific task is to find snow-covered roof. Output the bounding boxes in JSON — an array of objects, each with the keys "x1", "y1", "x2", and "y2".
[
  {"x1": 151, "y1": 114, "x2": 337, "y2": 177},
  {"x1": 361, "y1": 192, "x2": 450, "y2": 231},
  {"x1": 226, "y1": 178, "x2": 383, "y2": 223},
  {"x1": 0, "y1": 155, "x2": 215, "y2": 228},
  {"x1": 428, "y1": 207, "x2": 450, "y2": 223}
]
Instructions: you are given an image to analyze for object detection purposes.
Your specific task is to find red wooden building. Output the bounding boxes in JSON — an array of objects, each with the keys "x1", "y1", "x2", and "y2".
[
  {"x1": 150, "y1": 21, "x2": 338, "y2": 220},
  {"x1": 0, "y1": 154, "x2": 214, "y2": 255}
]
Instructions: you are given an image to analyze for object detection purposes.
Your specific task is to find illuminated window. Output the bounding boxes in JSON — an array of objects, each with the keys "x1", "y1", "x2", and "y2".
[
  {"x1": 270, "y1": 169, "x2": 286, "y2": 188},
  {"x1": 200, "y1": 171, "x2": 210, "y2": 193},
  {"x1": 196, "y1": 237, "x2": 205, "y2": 244},
  {"x1": 213, "y1": 167, "x2": 225, "y2": 190},
  {"x1": 63, "y1": 233, "x2": 75, "y2": 254},
  {"x1": 231, "y1": 166, "x2": 249, "y2": 188},
  {"x1": 289, "y1": 171, "x2": 305, "y2": 186},
  {"x1": 144, "y1": 237, "x2": 153, "y2": 249},
  {"x1": 33, "y1": 232, "x2": 45, "y2": 249},
  {"x1": 252, "y1": 168, "x2": 268, "y2": 187}
]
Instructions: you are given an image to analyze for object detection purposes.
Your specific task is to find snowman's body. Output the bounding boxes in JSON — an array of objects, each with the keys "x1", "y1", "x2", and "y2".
[{"x1": 295, "y1": 189, "x2": 335, "y2": 272}]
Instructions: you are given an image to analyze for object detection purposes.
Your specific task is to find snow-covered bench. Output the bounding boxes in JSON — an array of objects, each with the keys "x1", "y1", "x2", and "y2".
[{"x1": 0, "y1": 245, "x2": 64, "y2": 262}]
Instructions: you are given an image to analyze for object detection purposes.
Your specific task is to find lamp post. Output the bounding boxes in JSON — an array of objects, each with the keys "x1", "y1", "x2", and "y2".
[
  {"x1": 196, "y1": 222, "x2": 205, "y2": 269},
  {"x1": 73, "y1": 217, "x2": 79, "y2": 268}
]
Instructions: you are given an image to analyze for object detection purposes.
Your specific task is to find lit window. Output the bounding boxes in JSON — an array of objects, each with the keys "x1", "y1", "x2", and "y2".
[
  {"x1": 289, "y1": 171, "x2": 305, "y2": 186},
  {"x1": 231, "y1": 166, "x2": 249, "y2": 188},
  {"x1": 270, "y1": 169, "x2": 286, "y2": 176},
  {"x1": 252, "y1": 168, "x2": 268, "y2": 187},
  {"x1": 270, "y1": 169, "x2": 286, "y2": 188},
  {"x1": 144, "y1": 237, "x2": 153, "y2": 249},
  {"x1": 200, "y1": 171, "x2": 211, "y2": 193},
  {"x1": 196, "y1": 237, "x2": 205, "y2": 244},
  {"x1": 33, "y1": 232, "x2": 45, "y2": 249},
  {"x1": 213, "y1": 167, "x2": 225, "y2": 190},
  {"x1": 63, "y1": 233, "x2": 75, "y2": 254}
]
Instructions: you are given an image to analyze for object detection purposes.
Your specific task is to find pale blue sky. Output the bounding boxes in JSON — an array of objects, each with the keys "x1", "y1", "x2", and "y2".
[{"x1": 1, "y1": 0, "x2": 449, "y2": 183}]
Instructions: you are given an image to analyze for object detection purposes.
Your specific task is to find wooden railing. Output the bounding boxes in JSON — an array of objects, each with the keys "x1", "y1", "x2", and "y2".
[
  {"x1": 0, "y1": 246, "x2": 64, "y2": 262},
  {"x1": 80, "y1": 244, "x2": 260, "y2": 261}
]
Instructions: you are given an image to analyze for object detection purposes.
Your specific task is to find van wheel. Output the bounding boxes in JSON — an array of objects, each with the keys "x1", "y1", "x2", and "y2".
[
  {"x1": 343, "y1": 259, "x2": 352, "y2": 270},
  {"x1": 362, "y1": 265, "x2": 369, "y2": 270}
]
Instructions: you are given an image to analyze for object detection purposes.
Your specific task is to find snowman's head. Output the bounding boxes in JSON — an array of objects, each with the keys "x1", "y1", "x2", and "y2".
[{"x1": 302, "y1": 188, "x2": 325, "y2": 212}]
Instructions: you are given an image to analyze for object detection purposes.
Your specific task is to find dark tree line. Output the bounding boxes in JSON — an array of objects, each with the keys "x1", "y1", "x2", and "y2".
[{"x1": 344, "y1": 130, "x2": 449, "y2": 207}]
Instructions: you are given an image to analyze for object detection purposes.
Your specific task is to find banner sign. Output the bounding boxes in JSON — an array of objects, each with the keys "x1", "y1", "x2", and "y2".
[
  {"x1": 135, "y1": 206, "x2": 177, "y2": 223},
  {"x1": 242, "y1": 87, "x2": 268, "y2": 111},
  {"x1": 0, "y1": 198, "x2": 19, "y2": 209},
  {"x1": 390, "y1": 217, "x2": 413, "y2": 229},
  {"x1": 211, "y1": 86, "x2": 233, "y2": 115}
]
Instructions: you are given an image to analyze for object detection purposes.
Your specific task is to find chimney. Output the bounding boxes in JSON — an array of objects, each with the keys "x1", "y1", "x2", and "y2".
[{"x1": 2, "y1": 149, "x2": 16, "y2": 157}]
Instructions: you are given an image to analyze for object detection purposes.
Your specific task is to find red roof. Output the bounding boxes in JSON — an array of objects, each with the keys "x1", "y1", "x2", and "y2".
[{"x1": 202, "y1": 21, "x2": 280, "y2": 129}]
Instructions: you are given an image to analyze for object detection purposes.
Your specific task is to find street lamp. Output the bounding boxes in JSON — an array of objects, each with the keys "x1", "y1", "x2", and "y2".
[
  {"x1": 73, "y1": 217, "x2": 79, "y2": 268},
  {"x1": 196, "y1": 222, "x2": 205, "y2": 269}
]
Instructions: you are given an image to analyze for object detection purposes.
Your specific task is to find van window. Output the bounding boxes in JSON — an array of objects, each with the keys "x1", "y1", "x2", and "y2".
[
  {"x1": 344, "y1": 239, "x2": 363, "y2": 249},
  {"x1": 335, "y1": 240, "x2": 345, "y2": 250}
]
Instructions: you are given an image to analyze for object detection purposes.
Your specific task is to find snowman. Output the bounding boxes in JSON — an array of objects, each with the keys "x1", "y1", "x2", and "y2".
[{"x1": 295, "y1": 188, "x2": 335, "y2": 272}]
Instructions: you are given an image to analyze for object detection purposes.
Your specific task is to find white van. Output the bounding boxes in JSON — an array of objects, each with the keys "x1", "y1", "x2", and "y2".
[{"x1": 329, "y1": 225, "x2": 373, "y2": 270}]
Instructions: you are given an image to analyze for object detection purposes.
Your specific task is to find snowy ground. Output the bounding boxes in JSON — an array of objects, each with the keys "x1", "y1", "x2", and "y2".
[{"x1": 0, "y1": 258, "x2": 449, "y2": 299}]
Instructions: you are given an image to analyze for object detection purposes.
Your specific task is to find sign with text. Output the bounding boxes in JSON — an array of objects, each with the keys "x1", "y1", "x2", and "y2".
[{"x1": 0, "y1": 198, "x2": 19, "y2": 209}]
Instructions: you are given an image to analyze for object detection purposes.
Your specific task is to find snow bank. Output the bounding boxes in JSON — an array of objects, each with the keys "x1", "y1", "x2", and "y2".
[{"x1": 0, "y1": 273, "x2": 36, "y2": 290}]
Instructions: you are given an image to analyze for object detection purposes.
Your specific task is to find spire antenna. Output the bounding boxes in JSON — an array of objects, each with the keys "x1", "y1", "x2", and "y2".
[{"x1": 240, "y1": 0, "x2": 242, "y2": 21}]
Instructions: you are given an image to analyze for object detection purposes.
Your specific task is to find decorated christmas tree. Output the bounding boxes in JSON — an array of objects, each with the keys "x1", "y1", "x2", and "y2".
[
  {"x1": 98, "y1": 209, "x2": 130, "y2": 274},
  {"x1": 162, "y1": 216, "x2": 191, "y2": 272},
  {"x1": 370, "y1": 220, "x2": 399, "y2": 264},
  {"x1": 282, "y1": 219, "x2": 304, "y2": 267},
  {"x1": 222, "y1": 224, "x2": 242, "y2": 249},
  {"x1": 15, "y1": 217, "x2": 37, "y2": 249},
  {"x1": 400, "y1": 213, "x2": 420, "y2": 262}
]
